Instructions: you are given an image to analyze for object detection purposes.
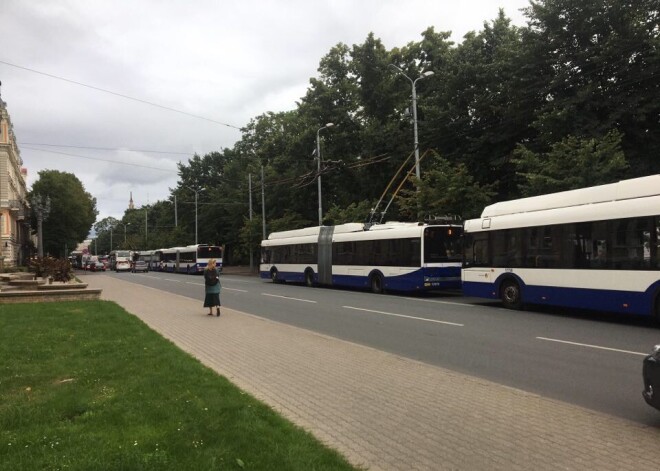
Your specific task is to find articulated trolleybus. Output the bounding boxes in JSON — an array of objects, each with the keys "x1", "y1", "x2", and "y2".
[
  {"x1": 260, "y1": 221, "x2": 462, "y2": 293},
  {"x1": 462, "y1": 175, "x2": 660, "y2": 318},
  {"x1": 160, "y1": 244, "x2": 223, "y2": 274}
]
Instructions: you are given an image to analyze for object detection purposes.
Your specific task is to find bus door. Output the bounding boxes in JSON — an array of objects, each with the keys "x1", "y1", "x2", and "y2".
[{"x1": 318, "y1": 226, "x2": 334, "y2": 285}]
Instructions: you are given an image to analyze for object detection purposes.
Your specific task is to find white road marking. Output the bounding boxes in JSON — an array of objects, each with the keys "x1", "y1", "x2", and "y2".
[
  {"x1": 225, "y1": 287, "x2": 248, "y2": 293},
  {"x1": 262, "y1": 293, "x2": 317, "y2": 303},
  {"x1": 343, "y1": 306, "x2": 464, "y2": 326},
  {"x1": 536, "y1": 337, "x2": 647, "y2": 356},
  {"x1": 403, "y1": 297, "x2": 474, "y2": 307},
  {"x1": 164, "y1": 278, "x2": 181, "y2": 283}
]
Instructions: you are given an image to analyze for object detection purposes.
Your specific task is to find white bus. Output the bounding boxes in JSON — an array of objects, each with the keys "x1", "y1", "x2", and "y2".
[
  {"x1": 260, "y1": 221, "x2": 463, "y2": 293},
  {"x1": 161, "y1": 244, "x2": 223, "y2": 274},
  {"x1": 108, "y1": 250, "x2": 132, "y2": 272},
  {"x1": 462, "y1": 175, "x2": 660, "y2": 318}
]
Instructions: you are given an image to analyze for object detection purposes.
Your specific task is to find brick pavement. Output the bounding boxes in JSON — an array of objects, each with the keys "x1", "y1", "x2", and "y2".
[{"x1": 85, "y1": 275, "x2": 660, "y2": 471}]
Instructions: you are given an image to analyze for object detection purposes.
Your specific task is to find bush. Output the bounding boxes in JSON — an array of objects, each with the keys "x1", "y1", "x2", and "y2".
[{"x1": 29, "y1": 257, "x2": 74, "y2": 282}]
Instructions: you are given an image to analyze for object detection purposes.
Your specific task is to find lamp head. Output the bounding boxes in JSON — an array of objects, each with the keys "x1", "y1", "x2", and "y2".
[
  {"x1": 422, "y1": 70, "x2": 435, "y2": 77},
  {"x1": 326, "y1": 122, "x2": 335, "y2": 128}
]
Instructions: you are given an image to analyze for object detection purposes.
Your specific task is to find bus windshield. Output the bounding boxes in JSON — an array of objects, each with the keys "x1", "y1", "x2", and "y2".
[{"x1": 424, "y1": 226, "x2": 463, "y2": 263}]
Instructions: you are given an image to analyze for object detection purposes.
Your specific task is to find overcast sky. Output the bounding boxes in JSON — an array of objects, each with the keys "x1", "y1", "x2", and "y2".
[{"x1": 0, "y1": 0, "x2": 530, "y2": 223}]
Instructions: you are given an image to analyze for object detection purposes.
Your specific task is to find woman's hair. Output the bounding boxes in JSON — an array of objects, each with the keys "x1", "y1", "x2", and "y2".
[{"x1": 207, "y1": 258, "x2": 216, "y2": 269}]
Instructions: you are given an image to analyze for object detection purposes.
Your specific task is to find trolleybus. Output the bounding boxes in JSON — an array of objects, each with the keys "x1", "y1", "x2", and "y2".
[
  {"x1": 260, "y1": 221, "x2": 463, "y2": 293},
  {"x1": 462, "y1": 175, "x2": 660, "y2": 318},
  {"x1": 160, "y1": 244, "x2": 223, "y2": 274}
]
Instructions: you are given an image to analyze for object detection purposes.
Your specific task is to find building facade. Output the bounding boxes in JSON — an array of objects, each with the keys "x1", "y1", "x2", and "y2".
[{"x1": 0, "y1": 94, "x2": 31, "y2": 267}]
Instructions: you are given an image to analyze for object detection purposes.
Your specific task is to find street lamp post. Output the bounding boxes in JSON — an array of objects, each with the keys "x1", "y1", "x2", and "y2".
[
  {"x1": 31, "y1": 195, "x2": 51, "y2": 258},
  {"x1": 389, "y1": 65, "x2": 434, "y2": 180},
  {"x1": 316, "y1": 122, "x2": 334, "y2": 226},
  {"x1": 118, "y1": 223, "x2": 131, "y2": 245},
  {"x1": 185, "y1": 186, "x2": 204, "y2": 245}
]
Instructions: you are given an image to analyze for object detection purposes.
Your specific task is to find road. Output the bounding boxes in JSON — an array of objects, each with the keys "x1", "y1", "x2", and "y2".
[{"x1": 84, "y1": 269, "x2": 660, "y2": 426}]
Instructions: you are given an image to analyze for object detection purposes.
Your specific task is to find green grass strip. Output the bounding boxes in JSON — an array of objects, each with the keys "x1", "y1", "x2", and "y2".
[{"x1": 0, "y1": 301, "x2": 358, "y2": 471}]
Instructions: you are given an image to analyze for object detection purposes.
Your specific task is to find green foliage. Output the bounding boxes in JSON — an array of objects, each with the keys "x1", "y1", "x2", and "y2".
[
  {"x1": 513, "y1": 130, "x2": 628, "y2": 196},
  {"x1": 29, "y1": 170, "x2": 98, "y2": 258},
  {"x1": 397, "y1": 153, "x2": 497, "y2": 220},
  {"x1": 268, "y1": 210, "x2": 314, "y2": 234},
  {"x1": 522, "y1": 0, "x2": 660, "y2": 175},
  {"x1": 28, "y1": 257, "x2": 74, "y2": 282},
  {"x1": 0, "y1": 302, "x2": 356, "y2": 470},
  {"x1": 324, "y1": 200, "x2": 376, "y2": 226}
]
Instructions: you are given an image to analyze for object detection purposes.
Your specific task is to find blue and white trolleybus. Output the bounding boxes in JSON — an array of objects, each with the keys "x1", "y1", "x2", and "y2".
[
  {"x1": 260, "y1": 221, "x2": 463, "y2": 293},
  {"x1": 462, "y1": 175, "x2": 660, "y2": 318}
]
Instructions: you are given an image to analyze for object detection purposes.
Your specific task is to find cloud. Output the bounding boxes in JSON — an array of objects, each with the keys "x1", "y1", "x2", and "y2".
[{"x1": 0, "y1": 0, "x2": 529, "y2": 221}]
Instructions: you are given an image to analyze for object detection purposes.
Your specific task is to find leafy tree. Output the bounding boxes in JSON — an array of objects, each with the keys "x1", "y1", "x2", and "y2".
[
  {"x1": 522, "y1": 0, "x2": 660, "y2": 176},
  {"x1": 513, "y1": 130, "x2": 628, "y2": 196},
  {"x1": 93, "y1": 216, "x2": 119, "y2": 254},
  {"x1": 29, "y1": 170, "x2": 97, "y2": 257},
  {"x1": 429, "y1": 11, "x2": 531, "y2": 200},
  {"x1": 397, "y1": 153, "x2": 496, "y2": 220},
  {"x1": 324, "y1": 200, "x2": 375, "y2": 226}
]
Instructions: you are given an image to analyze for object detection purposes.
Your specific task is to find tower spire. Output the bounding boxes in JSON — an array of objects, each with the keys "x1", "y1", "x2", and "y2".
[{"x1": 129, "y1": 191, "x2": 135, "y2": 210}]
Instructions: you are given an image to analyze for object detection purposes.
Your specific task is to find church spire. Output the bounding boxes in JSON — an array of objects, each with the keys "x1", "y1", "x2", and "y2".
[{"x1": 129, "y1": 191, "x2": 135, "y2": 210}]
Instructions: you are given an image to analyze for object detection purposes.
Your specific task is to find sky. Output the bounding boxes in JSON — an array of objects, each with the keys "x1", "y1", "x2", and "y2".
[{"x1": 0, "y1": 0, "x2": 531, "y2": 223}]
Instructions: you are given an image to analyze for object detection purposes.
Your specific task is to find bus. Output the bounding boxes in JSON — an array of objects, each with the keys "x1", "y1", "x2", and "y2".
[
  {"x1": 462, "y1": 175, "x2": 660, "y2": 318},
  {"x1": 108, "y1": 250, "x2": 132, "y2": 272},
  {"x1": 160, "y1": 244, "x2": 223, "y2": 274},
  {"x1": 260, "y1": 221, "x2": 463, "y2": 293},
  {"x1": 148, "y1": 249, "x2": 165, "y2": 271}
]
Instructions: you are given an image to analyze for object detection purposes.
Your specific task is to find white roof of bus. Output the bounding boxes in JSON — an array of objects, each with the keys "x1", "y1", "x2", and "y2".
[
  {"x1": 262, "y1": 221, "x2": 460, "y2": 245},
  {"x1": 267, "y1": 223, "x2": 365, "y2": 240},
  {"x1": 481, "y1": 174, "x2": 660, "y2": 218}
]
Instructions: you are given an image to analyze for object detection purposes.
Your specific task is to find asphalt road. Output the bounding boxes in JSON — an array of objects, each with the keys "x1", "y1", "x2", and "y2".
[{"x1": 85, "y1": 269, "x2": 660, "y2": 426}]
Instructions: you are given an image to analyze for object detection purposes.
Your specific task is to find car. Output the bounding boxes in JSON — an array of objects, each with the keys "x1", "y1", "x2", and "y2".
[
  {"x1": 115, "y1": 259, "x2": 132, "y2": 272},
  {"x1": 643, "y1": 344, "x2": 660, "y2": 411},
  {"x1": 131, "y1": 260, "x2": 149, "y2": 273},
  {"x1": 86, "y1": 261, "x2": 106, "y2": 272}
]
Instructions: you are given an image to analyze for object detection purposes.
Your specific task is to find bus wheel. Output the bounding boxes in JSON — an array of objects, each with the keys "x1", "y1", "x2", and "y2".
[
  {"x1": 305, "y1": 270, "x2": 315, "y2": 287},
  {"x1": 501, "y1": 279, "x2": 522, "y2": 310},
  {"x1": 370, "y1": 273, "x2": 384, "y2": 294},
  {"x1": 270, "y1": 268, "x2": 279, "y2": 283}
]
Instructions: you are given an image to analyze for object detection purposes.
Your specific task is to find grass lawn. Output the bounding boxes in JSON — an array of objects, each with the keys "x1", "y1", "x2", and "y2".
[{"x1": 0, "y1": 301, "x2": 358, "y2": 471}]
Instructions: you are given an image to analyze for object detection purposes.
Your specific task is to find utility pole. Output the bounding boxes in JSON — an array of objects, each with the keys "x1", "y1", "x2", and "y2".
[
  {"x1": 261, "y1": 166, "x2": 266, "y2": 240},
  {"x1": 249, "y1": 173, "x2": 253, "y2": 271}
]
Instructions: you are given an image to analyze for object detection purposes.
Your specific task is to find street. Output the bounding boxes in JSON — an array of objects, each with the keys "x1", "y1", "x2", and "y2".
[{"x1": 84, "y1": 269, "x2": 660, "y2": 426}]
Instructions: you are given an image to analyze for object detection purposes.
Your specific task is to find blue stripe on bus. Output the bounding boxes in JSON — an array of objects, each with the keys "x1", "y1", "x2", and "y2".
[
  {"x1": 462, "y1": 278, "x2": 660, "y2": 316},
  {"x1": 260, "y1": 266, "x2": 461, "y2": 292}
]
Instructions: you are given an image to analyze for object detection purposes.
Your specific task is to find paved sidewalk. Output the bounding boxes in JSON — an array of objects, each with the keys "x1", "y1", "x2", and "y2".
[{"x1": 86, "y1": 275, "x2": 660, "y2": 471}]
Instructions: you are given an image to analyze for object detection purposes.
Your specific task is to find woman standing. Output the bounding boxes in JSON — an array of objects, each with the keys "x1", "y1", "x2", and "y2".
[{"x1": 203, "y1": 258, "x2": 221, "y2": 316}]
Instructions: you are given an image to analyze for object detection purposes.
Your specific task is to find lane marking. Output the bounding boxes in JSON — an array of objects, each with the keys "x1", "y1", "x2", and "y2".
[
  {"x1": 343, "y1": 306, "x2": 464, "y2": 326},
  {"x1": 403, "y1": 297, "x2": 475, "y2": 307},
  {"x1": 164, "y1": 278, "x2": 181, "y2": 283},
  {"x1": 536, "y1": 337, "x2": 647, "y2": 356},
  {"x1": 262, "y1": 293, "x2": 317, "y2": 303},
  {"x1": 225, "y1": 287, "x2": 248, "y2": 293}
]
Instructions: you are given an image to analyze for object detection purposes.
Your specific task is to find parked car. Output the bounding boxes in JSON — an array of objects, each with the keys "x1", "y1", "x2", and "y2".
[
  {"x1": 643, "y1": 344, "x2": 660, "y2": 411},
  {"x1": 85, "y1": 260, "x2": 106, "y2": 272},
  {"x1": 131, "y1": 260, "x2": 149, "y2": 273}
]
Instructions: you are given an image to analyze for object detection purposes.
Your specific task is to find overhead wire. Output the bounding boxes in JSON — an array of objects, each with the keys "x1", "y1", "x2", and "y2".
[{"x1": 0, "y1": 59, "x2": 243, "y2": 130}]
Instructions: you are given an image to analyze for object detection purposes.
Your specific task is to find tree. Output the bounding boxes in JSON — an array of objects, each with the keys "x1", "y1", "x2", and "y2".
[
  {"x1": 522, "y1": 0, "x2": 660, "y2": 176},
  {"x1": 29, "y1": 170, "x2": 97, "y2": 257},
  {"x1": 93, "y1": 216, "x2": 119, "y2": 254},
  {"x1": 513, "y1": 130, "x2": 628, "y2": 196},
  {"x1": 397, "y1": 153, "x2": 496, "y2": 220}
]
